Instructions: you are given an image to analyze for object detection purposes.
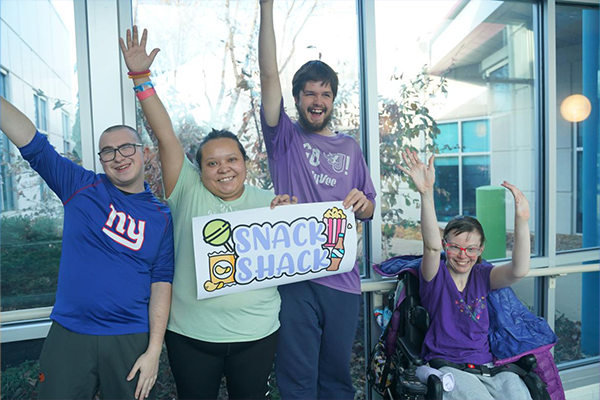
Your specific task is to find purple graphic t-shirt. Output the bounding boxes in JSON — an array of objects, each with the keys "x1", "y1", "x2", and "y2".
[
  {"x1": 260, "y1": 101, "x2": 376, "y2": 294},
  {"x1": 419, "y1": 260, "x2": 494, "y2": 364}
]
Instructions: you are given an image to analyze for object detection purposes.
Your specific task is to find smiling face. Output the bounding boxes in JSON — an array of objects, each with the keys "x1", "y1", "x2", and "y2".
[
  {"x1": 200, "y1": 138, "x2": 247, "y2": 201},
  {"x1": 98, "y1": 128, "x2": 147, "y2": 193},
  {"x1": 295, "y1": 80, "x2": 334, "y2": 135},
  {"x1": 443, "y1": 230, "x2": 484, "y2": 279}
]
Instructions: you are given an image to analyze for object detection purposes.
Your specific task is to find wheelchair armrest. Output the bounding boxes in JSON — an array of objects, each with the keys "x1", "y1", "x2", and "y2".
[
  {"x1": 515, "y1": 354, "x2": 538, "y2": 372},
  {"x1": 426, "y1": 375, "x2": 444, "y2": 400},
  {"x1": 397, "y1": 336, "x2": 424, "y2": 366}
]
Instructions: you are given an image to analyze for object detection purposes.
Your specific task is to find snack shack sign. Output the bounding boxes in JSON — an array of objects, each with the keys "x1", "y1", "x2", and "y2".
[{"x1": 192, "y1": 201, "x2": 356, "y2": 299}]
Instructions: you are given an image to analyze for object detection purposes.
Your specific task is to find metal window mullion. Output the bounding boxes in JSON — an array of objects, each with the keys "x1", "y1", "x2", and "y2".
[
  {"x1": 572, "y1": 123, "x2": 578, "y2": 234},
  {"x1": 356, "y1": 1, "x2": 382, "y2": 398},
  {"x1": 357, "y1": 0, "x2": 382, "y2": 270},
  {"x1": 458, "y1": 122, "x2": 463, "y2": 214},
  {"x1": 74, "y1": 0, "x2": 95, "y2": 171},
  {"x1": 542, "y1": 0, "x2": 558, "y2": 324}
]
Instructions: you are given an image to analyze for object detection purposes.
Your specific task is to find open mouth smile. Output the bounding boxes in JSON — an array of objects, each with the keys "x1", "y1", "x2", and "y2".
[{"x1": 115, "y1": 164, "x2": 131, "y2": 171}]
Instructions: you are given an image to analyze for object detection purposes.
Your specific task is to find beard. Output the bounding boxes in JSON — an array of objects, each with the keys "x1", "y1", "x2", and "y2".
[{"x1": 296, "y1": 103, "x2": 333, "y2": 133}]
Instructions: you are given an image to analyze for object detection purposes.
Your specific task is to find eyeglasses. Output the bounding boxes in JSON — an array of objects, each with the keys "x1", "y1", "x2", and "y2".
[
  {"x1": 98, "y1": 143, "x2": 143, "y2": 162},
  {"x1": 443, "y1": 239, "x2": 482, "y2": 258}
]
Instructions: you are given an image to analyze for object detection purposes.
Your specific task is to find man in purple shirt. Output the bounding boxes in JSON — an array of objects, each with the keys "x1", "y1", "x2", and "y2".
[{"x1": 259, "y1": 1, "x2": 376, "y2": 398}]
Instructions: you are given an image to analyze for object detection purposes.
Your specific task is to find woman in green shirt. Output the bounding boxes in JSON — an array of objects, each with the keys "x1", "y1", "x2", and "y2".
[{"x1": 121, "y1": 26, "x2": 295, "y2": 399}]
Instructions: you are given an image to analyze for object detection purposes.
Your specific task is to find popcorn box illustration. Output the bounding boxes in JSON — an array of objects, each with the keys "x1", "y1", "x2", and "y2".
[{"x1": 323, "y1": 207, "x2": 347, "y2": 248}]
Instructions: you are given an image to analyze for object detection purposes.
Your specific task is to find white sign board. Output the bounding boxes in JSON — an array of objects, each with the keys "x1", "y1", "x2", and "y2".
[{"x1": 192, "y1": 201, "x2": 357, "y2": 299}]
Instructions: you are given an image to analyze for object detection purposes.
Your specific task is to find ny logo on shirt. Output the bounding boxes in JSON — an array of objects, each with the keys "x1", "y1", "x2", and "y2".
[{"x1": 102, "y1": 204, "x2": 146, "y2": 250}]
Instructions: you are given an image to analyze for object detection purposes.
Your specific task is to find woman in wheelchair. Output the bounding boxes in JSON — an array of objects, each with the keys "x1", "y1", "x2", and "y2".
[{"x1": 398, "y1": 148, "x2": 532, "y2": 400}]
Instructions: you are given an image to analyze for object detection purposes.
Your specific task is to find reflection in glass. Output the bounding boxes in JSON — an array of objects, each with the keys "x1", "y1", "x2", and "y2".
[
  {"x1": 434, "y1": 157, "x2": 459, "y2": 222},
  {"x1": 376, "y1": 1, "x2": 538, "y2": 258},
  {"x1": 555, "y1": 5, "x2": 599, "y2": 252},
  {"x1": 554, "y1": 273, "x2": 596, "y2": 364},
  {"x1": 437, "y1": 123, "x2": 459, "y2": 154},
  {"x1": 0, "y1": 0, "x2": 80, "y2": 311},
  {"x1": 462, "y1": 155, "x2": 491, "y2": 217},
  {"x1": 462, "y1": 120, "x2": 489, "y2": 152}
]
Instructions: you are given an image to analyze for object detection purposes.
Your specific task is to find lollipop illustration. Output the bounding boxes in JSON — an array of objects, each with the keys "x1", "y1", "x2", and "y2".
[
  {"x1": 203, "y1": 219, "x2": 235, "y2": 252},
  {"x1": 202, "y1": 219, "x2": 237, "y2": 292}
]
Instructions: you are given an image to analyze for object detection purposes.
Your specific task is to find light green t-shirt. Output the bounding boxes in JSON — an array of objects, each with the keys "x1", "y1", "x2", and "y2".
[{"x1": 166, "y1": 158, "x2": 280, "y2": 342}]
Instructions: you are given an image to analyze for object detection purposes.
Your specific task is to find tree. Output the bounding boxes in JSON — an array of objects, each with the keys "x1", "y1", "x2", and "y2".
[{"x1": 135, "y1": 0, "x2": 318, "y2": 195}]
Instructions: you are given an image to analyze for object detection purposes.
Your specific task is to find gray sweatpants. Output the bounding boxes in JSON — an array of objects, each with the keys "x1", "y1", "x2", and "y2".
[
  {"x1": 440, "y1": 366, "x2": 533, "y2": 400},
  {"x1": 38, "y1": 321, "x2": 156, "y2": 400}
]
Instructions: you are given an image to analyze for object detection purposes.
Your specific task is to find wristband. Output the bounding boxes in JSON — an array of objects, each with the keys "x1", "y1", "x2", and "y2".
[
  {"x1": 136, "y1": 88, "x2": 156, "y2": 101},
  {"x1": 128, "y1": 69, "x2": 150, "y2": 76},
  {"x1": 133, "y1": 81, "x2": 154, "y2": 93},
  {"x1": 128, "y1": 72, "x2": 151, "y2": 79}
]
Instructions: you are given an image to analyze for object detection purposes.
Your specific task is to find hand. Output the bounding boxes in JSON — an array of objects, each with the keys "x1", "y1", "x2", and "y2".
[
  {"x1": 397, "y1": 148, "x2": 435, "y2": 195},
  {"x1": 501, "y1": 181, "x2": 530, "y2": 221},
  {"x1": 127, "y1": 349, "x2": 160, "y2": 400},
  {"x1": 119, "y1": 25, "x2": 160, "y2": 73},
  {"x1": 342, "y1": 188, "x2": 370, "y2": 213},
  {"x1": 270, "y1": 194, "x2": 298, "y2": 209}
]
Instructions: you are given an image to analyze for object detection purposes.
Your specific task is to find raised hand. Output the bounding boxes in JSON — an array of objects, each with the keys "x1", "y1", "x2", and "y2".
[
  {"x1": 119, "y1": 25, "x2": 160, "y2": 73},
  {"x1": 501, "y1": 181, "x2": 530, "y2": 222},
  {"x1": 397, "y1": 148, "x2": 435, "y2": 195}
]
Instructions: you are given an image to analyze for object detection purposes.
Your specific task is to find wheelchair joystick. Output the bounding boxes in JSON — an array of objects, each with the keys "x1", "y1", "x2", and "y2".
[{"x1": 399, "y1": 365, "x2": 427, "y2": 396}]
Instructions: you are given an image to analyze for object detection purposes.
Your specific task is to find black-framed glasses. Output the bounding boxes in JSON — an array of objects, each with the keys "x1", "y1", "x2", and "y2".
[
  {"x1": 98, "y1": 143, "x2": 143, "y2": 162},
  {"x1": 442, "y1": 239, "x2": 482, "y2": 258}
]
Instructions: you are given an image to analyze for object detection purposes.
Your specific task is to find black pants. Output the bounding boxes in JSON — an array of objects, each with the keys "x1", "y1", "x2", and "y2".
[
  {"x1": 165, "y1": 329, "x2": 279, "y2": 400},
  {"x1": 38, "y1": 322, "x2": 154, "y2": 400}
]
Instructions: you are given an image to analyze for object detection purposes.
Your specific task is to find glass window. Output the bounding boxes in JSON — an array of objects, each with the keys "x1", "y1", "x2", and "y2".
[
  {"x1": 1, "y1": 0, "x2": 80, "y2": 312},
  {"x1": 62, "y1": 112, "x2": 71, "y2": 155},
  {"x1": 555, "y1": 4, "x2": 599, "y2": 252},
  {"x1": 376, "y1": 1, "x2": 539, "y2": 259},
  {"x1": 1, "y1": 71, "x2": 16, "y2": 212},
  {"x1": 462, "y1": 120, "x2": 490, "y2": 152},
  {"x1": 554, "y1": 3, "x2": 600, "y2": 367},
  {"x1": 132, "y1": 0, "x2": 365, "y2": 271},
  {"x1": 555, "y1": 273, "x2": 598, "y2": 364},
  {"x1": 437, "y1": 122, "x2": 459, "y2": 154},
  {"x1": 462, "y1": 155, "x2": 491, "y2": 217},
  {"x1": 434, "y1": 156, "x2": 459, "y2": 222},
  {"x1": 34, "y1": 94, "x2": 48, "y2": 133}
]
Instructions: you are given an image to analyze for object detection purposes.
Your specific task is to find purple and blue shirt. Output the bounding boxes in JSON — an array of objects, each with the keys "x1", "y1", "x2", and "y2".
[
  {"x1": 260, "y1": 101, "x2": 376, "y2": 294},
  {"x1": 19, "y1": 132, "x2": 174, "y2": 336},
  {"x1": 419, "y1": 260, "x2": 494, "y2": 364}
]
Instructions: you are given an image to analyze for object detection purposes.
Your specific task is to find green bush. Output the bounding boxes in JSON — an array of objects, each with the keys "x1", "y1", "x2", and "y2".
[
  {"x1": 0, "y1": 360, "x2": 39, "y2": 400},
  {"x1": 1, "y1": 215, "x2": 63, "y2": 311}
]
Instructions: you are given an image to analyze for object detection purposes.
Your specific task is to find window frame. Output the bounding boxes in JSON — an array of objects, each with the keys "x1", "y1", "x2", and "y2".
[
  {"x1": 434, "y1": 118, "x2": 493, "y2": 219},
  {"x1": 0, "y1": 1, "x2": 598, "y2": 397}
]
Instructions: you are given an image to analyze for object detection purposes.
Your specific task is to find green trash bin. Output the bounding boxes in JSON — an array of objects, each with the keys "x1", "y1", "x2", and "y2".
[{"x1": 476, "y1": 186, "x2": 506, "y2": 260}]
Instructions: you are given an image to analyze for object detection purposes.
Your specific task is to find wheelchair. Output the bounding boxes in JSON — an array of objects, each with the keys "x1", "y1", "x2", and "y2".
[{"x1": 374, "y1": 269, "x2": 554, "y2": 400}]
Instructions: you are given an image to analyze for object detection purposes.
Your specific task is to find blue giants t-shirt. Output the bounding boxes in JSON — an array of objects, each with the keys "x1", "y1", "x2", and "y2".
[
  {"x1": 260, "y1": 101, "x2": 377, "y2": 295},
  {"x1": 419, "y1": 260, "x2": 494, "y2": 364},
  {"x1": 19, "y1": 132, "x2": 174, "y2": 335}
]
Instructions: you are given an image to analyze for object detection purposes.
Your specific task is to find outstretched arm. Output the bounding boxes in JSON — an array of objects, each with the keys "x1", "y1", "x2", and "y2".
[
  {"x1": 0, "y1": 97, "x2": 37, "y2": 148},
  {"x1": 127, "y1": 281, "x2": 172, "y2": 400},
  {"x1": 398, "y1": 149, "x2": 441, "y2": 282},
  {"x1": 259, "y1": 0, "x2": 283, "y2": 127},
  {"x1": 490, "y1": 181, "x2": 531, "y2": 289},
  {"x1": 120, "y1": 26, "x2": 183, "y2": 198}
]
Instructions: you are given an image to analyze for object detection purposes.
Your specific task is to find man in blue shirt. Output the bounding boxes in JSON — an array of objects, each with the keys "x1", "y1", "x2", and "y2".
[{"x1": 1, "y1": 97, "x2": 174, "y2": 400}]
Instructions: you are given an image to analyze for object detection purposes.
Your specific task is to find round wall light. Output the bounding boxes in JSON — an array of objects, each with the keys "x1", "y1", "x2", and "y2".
[{"x1": 560, "y1": 94, "x2": 592, "y2": 123}]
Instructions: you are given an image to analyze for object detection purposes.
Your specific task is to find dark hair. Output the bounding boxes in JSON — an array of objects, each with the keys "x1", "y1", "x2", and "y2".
[
  {"x1": 101, "y1": 125, "x2": 142, "y2": 142},
  {"x1": 292, "y1": 60, "x2": 339, "y2": 101},
  {"x1": 443, "y1": 215, "x2": 486, "y2": 263},
  {"x1": 195, "y1": 129, "x2": 248, "y2": 170}
]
